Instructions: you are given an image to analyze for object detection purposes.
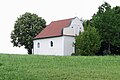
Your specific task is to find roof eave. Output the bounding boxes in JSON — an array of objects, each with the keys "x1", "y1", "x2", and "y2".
[{"x1": 33, "y1": 35, "x2": 75, "y2": 40}]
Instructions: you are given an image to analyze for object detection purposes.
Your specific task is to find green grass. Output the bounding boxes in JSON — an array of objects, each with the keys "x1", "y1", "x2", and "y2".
[{"x1": 0, "y1": 54, "x2": 120, "y2": 80}]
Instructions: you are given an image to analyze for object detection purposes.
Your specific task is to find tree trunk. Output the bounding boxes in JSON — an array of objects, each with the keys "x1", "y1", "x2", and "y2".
[
  {"x1": 107, "y1": 41, "x2": 111, "y2": 54},
  {"x1": 27, "y1": 49, "x2": 32, "y2": 54}
]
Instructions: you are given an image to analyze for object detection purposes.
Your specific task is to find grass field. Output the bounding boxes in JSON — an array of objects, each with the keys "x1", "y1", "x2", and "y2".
[{"x1": 0, "y1": 54, "x2": 120, "y2": 80}]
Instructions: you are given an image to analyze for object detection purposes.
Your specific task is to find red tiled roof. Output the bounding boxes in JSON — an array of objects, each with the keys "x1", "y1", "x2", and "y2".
[{"x1": 34, "y1": 18, "x2": 73, "y2": 39}]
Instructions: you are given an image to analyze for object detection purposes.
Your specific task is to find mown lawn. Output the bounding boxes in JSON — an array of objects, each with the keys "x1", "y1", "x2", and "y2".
[{"x1": 0, "y1": 54, "x2": 120, "y2": 80}]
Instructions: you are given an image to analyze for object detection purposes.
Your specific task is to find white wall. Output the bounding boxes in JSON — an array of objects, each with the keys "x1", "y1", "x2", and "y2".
[
  {"x1": 33, "y1": 36, "x2": 75, "y2": 56},
  {"x1": 70, "y1": 17, "x2": 84, "y2": 35},
  {"x1": 63, "y1": 28, "x2": 74, "y2": 36},
  {"x1": 33, "y1": 36, "x2": 64, "y2": 56},
  {"x1": 63, "y1": 17, "x2": 84, "y2": 36},
  {"x1": 63, "y1": 36, "x2": 75, "y2": 56}
]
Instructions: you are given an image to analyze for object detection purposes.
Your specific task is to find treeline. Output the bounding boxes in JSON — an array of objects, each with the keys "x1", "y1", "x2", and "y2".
[{"x1": 75, "y1": 2, "x2": 120, "y2": 56}]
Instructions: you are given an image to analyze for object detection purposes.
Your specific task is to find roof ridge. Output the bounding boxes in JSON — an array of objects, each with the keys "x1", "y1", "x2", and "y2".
[{"x1": 51, "y1": 18, "x2": 73, "y2": 22}]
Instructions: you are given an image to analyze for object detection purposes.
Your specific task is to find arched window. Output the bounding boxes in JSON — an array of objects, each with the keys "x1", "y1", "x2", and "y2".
[
  {"x1": 50, "y1": 41, "x2": 53, "y2": 47},
  {"x1": 37, "y1": 42, "x2": 40, "y2": 48}
]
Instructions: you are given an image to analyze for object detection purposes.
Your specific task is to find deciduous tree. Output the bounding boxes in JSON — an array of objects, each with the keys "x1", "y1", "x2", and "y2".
[
  {"x1": 92, "y1": 2, "x2": 120, "y2": 55},
  {"x1": 11, "y1": 12, "x2": 46, "y2": 54}
]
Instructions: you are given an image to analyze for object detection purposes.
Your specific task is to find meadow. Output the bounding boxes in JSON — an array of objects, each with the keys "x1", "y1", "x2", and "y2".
[{"x1": 0, "y1": 54, "x2": 120, "y2": 80}]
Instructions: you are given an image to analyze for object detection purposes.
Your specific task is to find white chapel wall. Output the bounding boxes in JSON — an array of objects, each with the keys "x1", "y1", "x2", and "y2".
[
  {"x1": 63, "y1": 17, "x2": 84, "y2": 36},
  {"x1": 63, "y1": 36, "x2": 75, "y2": 56},
  {"x1": 33, "y1": 36, "x2": 64, "y2": 56}
]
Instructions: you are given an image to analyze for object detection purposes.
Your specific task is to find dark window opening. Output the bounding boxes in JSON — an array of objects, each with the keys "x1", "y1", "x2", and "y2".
[
  {"x1": 37, "y1": 42, "x2": 40, "y2": 48},
  {"x1": 50, "y1": 41, "x2": 53, "y2": 47}
]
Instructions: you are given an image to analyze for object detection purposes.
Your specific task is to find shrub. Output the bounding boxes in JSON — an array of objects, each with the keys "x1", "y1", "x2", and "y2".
[{"x1": 75, "y1": 25, "x2": 101, "y2": 56}]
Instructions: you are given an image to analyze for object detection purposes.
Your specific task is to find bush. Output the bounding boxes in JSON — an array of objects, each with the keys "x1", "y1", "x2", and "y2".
[{"x1": 75, "y1": 25, "x2": 101, "y2": 56}]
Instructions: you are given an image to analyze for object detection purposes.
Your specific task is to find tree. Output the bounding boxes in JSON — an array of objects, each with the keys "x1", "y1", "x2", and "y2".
[
  {"x1": 92, "y1": 2, "x2": 120, "y2": 55},
  {"x1": 11, "y1": 12, "x2": 46, "y2": 54},
  {"x1": 75, "y1": 25, "x2": 101, "y2": 56},
  {"x1": 83, "y1": 20, "x2": 92, "y2": 30}
]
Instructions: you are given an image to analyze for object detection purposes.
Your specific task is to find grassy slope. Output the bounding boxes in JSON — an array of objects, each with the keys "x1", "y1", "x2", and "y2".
[{"x1": 0, "y1": 54, "x2": 120, "y2": 80}]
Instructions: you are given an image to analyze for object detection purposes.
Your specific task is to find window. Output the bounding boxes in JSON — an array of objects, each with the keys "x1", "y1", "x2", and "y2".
[
  {"x1": 50, "y1": 41, "x2": 53, "y2": 47},
  {"x1": 37, "y1": 42, "x2": 40, "y2": 48}
]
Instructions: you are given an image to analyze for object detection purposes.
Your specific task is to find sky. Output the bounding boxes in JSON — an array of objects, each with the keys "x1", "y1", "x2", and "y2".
[{"x1": 0, "y1": 0, "x2": 120, "y2": 54}]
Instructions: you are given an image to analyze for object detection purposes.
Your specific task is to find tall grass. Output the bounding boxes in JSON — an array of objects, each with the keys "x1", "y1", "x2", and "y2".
[{"x1": 0, "y1": 54, "x2": 120, "y2": 80}]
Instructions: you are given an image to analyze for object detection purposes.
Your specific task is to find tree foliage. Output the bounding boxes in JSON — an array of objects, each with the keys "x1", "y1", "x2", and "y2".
[
  {"x1": 92, "y1": 2, "x2": 120, "y2": 55},
  {"x1": 75, "y1": 25, "x2": 101, "y2": 56},
  {"x1": 11, "y1": 12, "x2": 46, "y2": 54},
  {"x1": 83, "y1": 20, "x2": 92, "y2": 30}
]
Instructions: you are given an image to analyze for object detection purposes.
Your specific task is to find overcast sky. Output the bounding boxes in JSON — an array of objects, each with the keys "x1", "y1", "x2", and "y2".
[{"x1": 0, "y1": 0, "x2": 120, "y2": 54}]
